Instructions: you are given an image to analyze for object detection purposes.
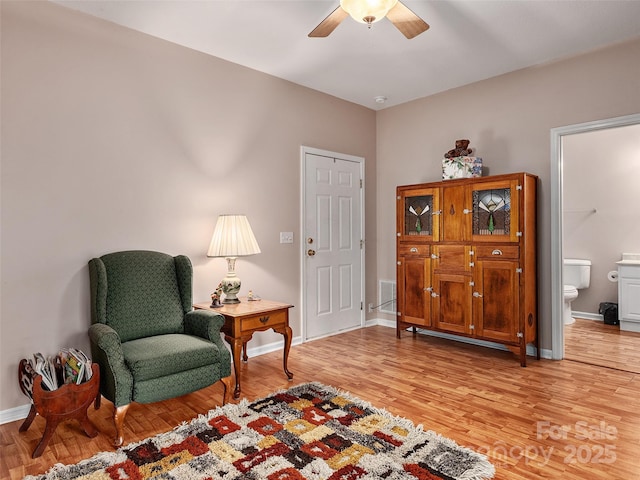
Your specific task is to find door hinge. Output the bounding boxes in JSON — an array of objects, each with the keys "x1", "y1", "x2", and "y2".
[
  {"x1": 360, "y1": 302, "x2": 363, "y2": 310},
  {"x1": 360, "y1": 239, "x2": 364, "y2": 249},
  {"x1": 516, "y1": 267, "x2": 523, "y2": 274},
  {"x1": 517, "y1": 332, "x2": 524, "y2": 338},
  {"x1": 469, "y1": 324, "x2": 475, "y2": 330},
  {"x1": 397, "y1": 312, "x2": 402, "y2": 317},
  {"x1": 516, "y1": 184, "x2": 522, "y2": 190},
  {"x1": 516, "y1": 231, "x2": 523, "y2": 237},
  {"x1": 360, "y1": 179, "x2": 363, "y2": 188},
  {"x1": 469, "y1": 281, "x2": 475, "y2": 286}
]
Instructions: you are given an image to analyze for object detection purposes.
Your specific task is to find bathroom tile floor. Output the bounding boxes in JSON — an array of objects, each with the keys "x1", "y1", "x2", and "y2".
[{"x1": 564, "y1": 317, "x2": 640, "y2": 373}]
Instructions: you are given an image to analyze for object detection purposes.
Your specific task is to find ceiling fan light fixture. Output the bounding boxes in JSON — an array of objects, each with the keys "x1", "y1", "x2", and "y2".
[{"x1": 340, "y1": 0, "x2": 398, "y2": 25}]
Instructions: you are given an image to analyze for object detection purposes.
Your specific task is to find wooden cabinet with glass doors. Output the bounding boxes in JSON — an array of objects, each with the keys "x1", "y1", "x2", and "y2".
[{"x1": 396, "y1": 172, "x2": 538, "y2": 366}]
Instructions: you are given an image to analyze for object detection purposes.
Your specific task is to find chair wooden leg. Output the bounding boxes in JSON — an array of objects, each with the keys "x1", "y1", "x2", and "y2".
[
  {"x1": 220, "y1": 375, "x2": 233, "y2": 405},
  {"x1": 113, "y1": 404, "x2": 130, "y2": 447}
]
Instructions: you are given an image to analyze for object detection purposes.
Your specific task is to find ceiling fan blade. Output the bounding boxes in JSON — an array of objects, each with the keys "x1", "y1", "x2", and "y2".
[
  {"x1": 386, "y1": 1, "x2": 430, "y2": 39},
  {"x1": 308, "y1": 6, "x2": 349, "y2": 37}
]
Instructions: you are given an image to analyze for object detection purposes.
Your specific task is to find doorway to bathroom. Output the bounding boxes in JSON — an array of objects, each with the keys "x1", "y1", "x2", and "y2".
[{"x1": 551, "y1": 113, "x2": 640, "y2": 372}]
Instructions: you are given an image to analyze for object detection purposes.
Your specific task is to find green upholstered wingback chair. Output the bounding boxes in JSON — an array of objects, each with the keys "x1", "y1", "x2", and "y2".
[{"x1": 88, "y1": 250, "x2": 232, "y2": 447}]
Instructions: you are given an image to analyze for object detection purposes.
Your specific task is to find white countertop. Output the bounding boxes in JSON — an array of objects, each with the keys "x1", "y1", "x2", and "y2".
[{"x1": 617, "y1": 253, "x2": 640, "y2": 265}]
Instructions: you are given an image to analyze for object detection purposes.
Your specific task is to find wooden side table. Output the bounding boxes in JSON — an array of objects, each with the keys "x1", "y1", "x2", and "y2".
[
  {"x1": 18, "y1": 362, "x2": 100, "y2": 458},
  {"x1": 194, "y1": 298, "x2": 294, "y2": 399}
]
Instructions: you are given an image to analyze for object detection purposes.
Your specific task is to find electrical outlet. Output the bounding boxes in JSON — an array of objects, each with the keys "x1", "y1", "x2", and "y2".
[
  {"x1": 280, "y1": 232, "x2": 294, "y2": 244},
  {"x1": 368, "y1": 303, "x2": 373, "y2": 312}
]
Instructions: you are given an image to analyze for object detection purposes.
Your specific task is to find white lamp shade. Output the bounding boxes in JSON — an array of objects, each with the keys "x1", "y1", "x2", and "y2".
[
  {"x1": 207, "y1": 215, "x2": 261, "y2": 258},
  {"x1": 340, "y1": 0, "x2": 397, "y2": 24}
]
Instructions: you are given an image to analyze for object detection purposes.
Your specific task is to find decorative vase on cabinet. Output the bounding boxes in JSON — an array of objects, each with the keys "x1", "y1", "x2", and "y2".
[{"x1": 396, "y1": 172, "x2": 538, "y2": 366}]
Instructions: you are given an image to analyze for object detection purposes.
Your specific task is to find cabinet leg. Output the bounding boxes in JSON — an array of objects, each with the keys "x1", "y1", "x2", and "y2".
[{"x1": 520, "y1": 338, "x2": 527, "y2": 367}]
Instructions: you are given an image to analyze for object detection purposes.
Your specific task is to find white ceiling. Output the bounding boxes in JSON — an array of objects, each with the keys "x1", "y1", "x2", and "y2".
[{"x1": 52, "y1": 0, "x2": 640, "y2": 110}]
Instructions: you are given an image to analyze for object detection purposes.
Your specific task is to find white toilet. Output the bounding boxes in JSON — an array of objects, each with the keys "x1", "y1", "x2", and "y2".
[{"x1": 563, "y1": 258, "x2": 591, "y2": 325}]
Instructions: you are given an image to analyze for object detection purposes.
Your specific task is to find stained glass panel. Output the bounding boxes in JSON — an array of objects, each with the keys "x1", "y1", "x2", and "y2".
[
  {"x1": 472, "y1": 188, "x2": 511, "y2": 236},
  {"x1": 404, "y1": 195, "x2": 433, "y2": 236}
]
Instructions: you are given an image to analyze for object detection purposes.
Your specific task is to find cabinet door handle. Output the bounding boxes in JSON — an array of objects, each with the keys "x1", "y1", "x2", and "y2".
[
  {"x1": 463, "y1": 209, "x2": 471, "y2": 214},
  {"x1": 469, "y1": 262, "x2": 475, "y2": 267},
  {"x1": 431, "y1": 253, "x2": 439, "y2": 259},
  {"x1": 492, "y1": 249, "x2": 503, "y2": 256},
  {"x1": 431, "y1": 292, "x2": 439, "y2": 297},
  {"x1": 432, "y1": 210, "x2": 442, "y2": 216},
  {"x1": 259, "y1": 316, "x2": 270, "y2": 324},
  {"x1": 410, "y1": 247, "x2": 418, "y2": 253},
  {"x1": 473, "y1": 292, "x2": 483, "y2": 298}
]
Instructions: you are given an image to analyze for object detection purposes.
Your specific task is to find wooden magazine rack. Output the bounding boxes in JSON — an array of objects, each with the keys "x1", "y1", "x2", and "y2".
[{"x1": 18, "y1": 360, "x2": 100, "y2": 458}]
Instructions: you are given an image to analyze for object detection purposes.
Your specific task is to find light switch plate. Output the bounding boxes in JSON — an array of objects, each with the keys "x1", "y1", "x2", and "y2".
[{"x1": 280, "y1": 232, "x2": 294, "y2": 244}]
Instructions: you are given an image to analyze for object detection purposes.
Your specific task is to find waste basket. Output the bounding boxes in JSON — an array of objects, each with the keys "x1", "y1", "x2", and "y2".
[{"x1": 599, "y1": 302, "x2": 619, "y2": 326}]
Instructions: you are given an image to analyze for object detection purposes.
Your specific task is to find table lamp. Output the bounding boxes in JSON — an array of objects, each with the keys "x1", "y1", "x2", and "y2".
[{"x1": 207, "y1": 214, "x2": 261, "y2": 304}]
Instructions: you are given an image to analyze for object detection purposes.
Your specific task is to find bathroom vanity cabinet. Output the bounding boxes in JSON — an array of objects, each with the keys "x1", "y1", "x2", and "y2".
[
  {"x1": 396, "y1": 172, "x2": 538, "y2": 366},
  {"x1": 617, "y1": 254, "x2": 640, "y2": 332}
]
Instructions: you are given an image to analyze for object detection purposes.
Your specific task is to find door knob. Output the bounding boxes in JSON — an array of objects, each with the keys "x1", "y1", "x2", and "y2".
[{"x1": 307, "y1": 249, "x2": 316, "y2": 256}]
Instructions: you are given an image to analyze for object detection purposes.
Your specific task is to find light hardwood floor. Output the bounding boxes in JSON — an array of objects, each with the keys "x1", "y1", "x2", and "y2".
[
  {"x1": 2, "y1": 325, "x2": 640, "y2": 479},
  {"x1": 565, "y1": 317, "x2": 640, "y2": 374}
]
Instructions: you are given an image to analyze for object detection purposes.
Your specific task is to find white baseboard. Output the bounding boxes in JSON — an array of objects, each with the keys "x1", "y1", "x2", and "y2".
[
  {"x1": 572, "y1": 310, "x2": 603, "y2": 322},
  {"x1": 241, "y1": 335, "x2": 303, "y2": 358},
  {"x1": 0, "y1": 403, "x2": 32, "y2": 425},
  {"x1": 367, "y1": 317, "x2": 395, "y2": 328}
]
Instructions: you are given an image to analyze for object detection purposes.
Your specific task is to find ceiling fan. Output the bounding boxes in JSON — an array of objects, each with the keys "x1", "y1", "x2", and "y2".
[{"x1": 309, "y1": 0, "x2": 429, "y2": 39}]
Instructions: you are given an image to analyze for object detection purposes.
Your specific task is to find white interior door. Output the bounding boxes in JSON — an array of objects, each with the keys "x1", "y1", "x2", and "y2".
[{"x1": 303, "y1": 148, "x2": 364, "y2": 340}]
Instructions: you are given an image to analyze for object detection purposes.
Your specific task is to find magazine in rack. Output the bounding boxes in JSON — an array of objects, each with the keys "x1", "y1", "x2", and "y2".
[{"x1": 20, "y1": 348, "x2": 93, "y2": 400}]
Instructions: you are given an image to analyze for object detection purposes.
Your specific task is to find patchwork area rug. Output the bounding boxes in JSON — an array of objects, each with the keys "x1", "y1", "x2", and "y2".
[{"x1": 26, "y1": 382, "x2": 495, "y2": 480}]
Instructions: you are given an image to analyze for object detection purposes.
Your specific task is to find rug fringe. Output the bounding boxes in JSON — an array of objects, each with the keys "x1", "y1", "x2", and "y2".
[{"x1": 23, "y1": 451, "x2": 122, "y2": 480}]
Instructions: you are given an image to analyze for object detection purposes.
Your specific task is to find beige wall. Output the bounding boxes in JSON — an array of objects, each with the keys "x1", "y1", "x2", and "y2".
[
  {"x1": 563, "y1": 124, "x2": 640, "y2": 314},
  {"x1": 375, "y1": 36, "x2": 640, "y2": 350},
  {"x1": 0, "y1": 1, "x2": 377, "y2": 412}
]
